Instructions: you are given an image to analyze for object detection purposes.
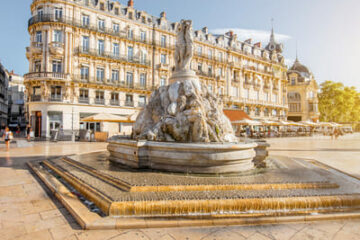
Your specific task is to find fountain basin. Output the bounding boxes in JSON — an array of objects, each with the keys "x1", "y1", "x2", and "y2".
[{"x1": 107, "y1": 139, "x2": 257, "y2": 174}]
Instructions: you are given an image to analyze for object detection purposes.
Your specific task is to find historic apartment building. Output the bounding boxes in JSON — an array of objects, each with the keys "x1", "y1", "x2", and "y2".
[
  {"x1": 0, "y1": 62, "x2": 9, "y2": 127},
  {"x1": 8, "y1": 72, "x2": 27, "y2": 129},
  {"x1": 287, "y1": 57, "x2": 320, "y2": 122},
  {"x1": 25, "y1": 0, "x2": 288, "y2": 138}
]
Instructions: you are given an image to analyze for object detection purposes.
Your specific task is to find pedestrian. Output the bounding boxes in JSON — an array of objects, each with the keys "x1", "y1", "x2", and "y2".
[
  {"x1": 3, "y1": 127, "x2": 13, "y2": 151},
  {"x1": 26, "y1": 124, "x2": 32, "y2": 141}
]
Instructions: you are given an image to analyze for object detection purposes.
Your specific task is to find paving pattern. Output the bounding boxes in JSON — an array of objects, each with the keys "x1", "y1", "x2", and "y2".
[{"x1": 0, "y1": 138, "x2": 360, "y2": 239}]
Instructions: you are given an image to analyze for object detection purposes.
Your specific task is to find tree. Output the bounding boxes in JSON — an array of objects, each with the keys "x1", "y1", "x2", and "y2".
[{"x1": 318, "y1": 81, "x2": 360, "y2": 123}]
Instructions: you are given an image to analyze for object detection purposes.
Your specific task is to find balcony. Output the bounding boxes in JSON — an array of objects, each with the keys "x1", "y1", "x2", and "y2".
[
  {"x1": 138, "y1": 102, "x2": 146, "y2": 108},
  {"x1": 157, "y1": 63, "x2": 169, "y2": 70},
  {"x1": 50, "y1": 95, "x2": 62, "y2": 102},
  {"x1": 125, "y1": 101, "x2": 134, "y2": 107},
  {"x1": 79, "y1": 98, "x2": 89, "y2": 104},
  {"x1": 94, "y1": 99, "x2": 105, "y2": 105},
  {"x1": 110, "y1": 100, "x2": 120, "y2": 106},
  {"x1": 196, "y1": 70, "x2": 216, "y2": 78},
  {"x1": 31, "y1": 95, "x2": 41, "y2": 102},
  {"x1": 28, "y1": 14, "x2": 154, "y2": 47},
  {"x1": 243, "y1": 81, "x2": 253, "y2": 88},
  {"x1": 49, "y1": 42, "x2": 64, "y2": 55},
  {"x1": 24, "y1": 72, "x2": 68, "y2": 81},
  {"x1": 75, "y1": 47, "x2": 151, "y2": 67}
]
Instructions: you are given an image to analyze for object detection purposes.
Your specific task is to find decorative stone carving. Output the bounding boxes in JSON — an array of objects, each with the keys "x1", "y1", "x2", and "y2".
[{"x1": 174, "y1": 20, "x2": 193, "y2": 72}]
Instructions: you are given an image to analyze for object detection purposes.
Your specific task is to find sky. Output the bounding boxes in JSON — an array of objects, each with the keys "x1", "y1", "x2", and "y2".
[{"x1": 0, "y1": 0, "x2": 359, "y2": 89}]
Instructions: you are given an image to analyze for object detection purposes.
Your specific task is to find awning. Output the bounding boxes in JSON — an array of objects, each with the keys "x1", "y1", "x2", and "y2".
[
  {"x1": 261, "y1": 120, "x2": 279, "y2": 126},
  {"x1": 223, "y1": 109, "x2": 251, "y2": 123},
  {"x1": 81, "y1": 113, "x2": 134, "y2": 123},
  {"x1": 232, "y1": 119, "x2": 262, "y2": 126}
]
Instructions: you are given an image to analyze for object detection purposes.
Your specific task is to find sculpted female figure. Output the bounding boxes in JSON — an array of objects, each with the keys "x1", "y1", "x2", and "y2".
[{"x1": 174, "y1": 20, "x2": 194, "y2": 72}]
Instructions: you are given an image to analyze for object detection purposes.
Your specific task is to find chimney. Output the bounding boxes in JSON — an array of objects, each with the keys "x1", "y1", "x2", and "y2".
[
  {"x1": 160, "y1": 11, "x2": 166, "y2": 18},
  {"x1": 245, "y1": 38, "x2": 252, "y2": 44},
  {"x1": 128, "y1": 0, "x2": 134, "y2": 7},
  {"x1": 202, "y1": 27, "x2": 208, "y2": 34},
  {"x1": 254, "y1": 42, "x2": 262, "y2": 48}
]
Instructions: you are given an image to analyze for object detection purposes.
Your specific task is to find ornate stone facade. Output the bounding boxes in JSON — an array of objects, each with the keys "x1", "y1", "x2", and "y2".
[
  {"x1": 287, "y1": 58, "x2": 320, "y2": 122},
  {"x1": 25, "y1": 0, "x2": 288, "y2": 138}
]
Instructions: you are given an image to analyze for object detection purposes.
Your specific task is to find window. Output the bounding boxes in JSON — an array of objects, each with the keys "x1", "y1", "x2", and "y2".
[
  {"x1": 272, "y1": 94, "x2": 278, "y2": 103},
  {"x1": 33, "y1": 86, "x2": 41, "y2": 95},
  {"x1": 140, "y1": 73, "x2": 146, "y2": 87},
  {"x1": 98, "y1": 40, "x2": 104, "y2": 55},
  {"x1": 79, "y1": 89, "x2": 89, "y2": 99},
  {"x1": 53, "y1": 30, "x2": 62, "y2": 43},
  {"x1": 245, "y1": 89, "x2": 249, "y2": 99},
  {"x1": 291, "y1": 77, "x2": 296, "y2": 85},
  {"x1": 197, "y1": 63, "x2": 202, "y2": 72},
  {"x1": 160, "y1": 54, "x2": 166, "y2": 64},
  {"x1": 161, "y1": 35, "x2": 166, "y2": 47},
  {"x1": 128, "y1": 12, "x2": 133, "y2": 20},
  {"x1": 113, "y1": 23, "x2": 119, "y2": 33},
  {"x1": 96, "y1": 68, "x2": 104, "y2": 82},
  {"x1": 245, "y1": 106, "x2": 250, "y2": 114},
  {"x1": 208, "y1": 65, "x2": 213, "y2": 75},
  {"x1": 208, "y1": 85, "x2": 213, "y2": 92},
  {"x1": 208, "y1": 49, "x2": 212, "y2": 59},
  {"x1": 264, "y1": 92, "x2": 269, "y2": 102},
  {"x1": 126, "y1": 72, "x2": 133, "y2": 86},
  {"x1": 82, "y1": 15, "x2": 90, "y2": 27},
  {"x1": 197, "y1": 46, "x2": 202, "y2": 56},
  {"x1": 110, "y1": 92, "x2": 119, "y2": 105},
  {"x1": 264, "y1": 108, "x2": 269, "y2": 116},
  {"x1": 98, "y1": 19, "x2": 105, "y2": 31},
  {"x1": 34, "y1": 61, "x2": 41, "y2": 72},
  {"x1": 95, "y1": 91, "x2": 104, "y2": 104},
  {"x1": 82, "y1": 36, "x2": 89, "y2": 52},
  {"x1": 49, "y1": 112, "x2": 62, "y2": 130},
  {"x1": 115, "y1": 7, "x2": 119, "y2": 15},
  {"x1": 37, "y1": 8, "x2": 43, "y2": 19},
  {"x1": 100, "y1": 2, "x2": 105, "y2": 11},
  {"x1": 127, "y1": 46, "x2": 133, "y2": 60},
  {"x1": 255, "y1": 107, "x2": 260, "y2": 116},
  {"x1": 80, "y1": 66, "x2": 89, "y2": 80},
  {"x1": 52, "y1": 60, "x2": 62, "y2": 73},
  {"x1": 128, "y1": 29, "x2": 134, "y2": 39},
  {"x1": 84, "y1": 0, "x2": 89, "y2": 6},
  {"x1": 36, "y1": 31, "x2": 42, "y2": 43},
  {"x1": 255, "y1": 91, "x2": 259, "y2": 100},
  {"x1": 160, "y1": 78, "x2": 166, "y2": 86},
  {"x1": 272, "y1": 109, "x2": 277, "y2": 116},
  {"x1": 111, "y1": 70, "x2": 119, "y2": 82},
  {"x1": 113, "y1": 43, "x2": 119, "y2": 57},
  {"x1": 54, "y1": 8, "x2": 63, "y2": 20},
  {"x1": 141, "y1": 16, "x2": 146, "y2": 24},
  {"x1": 217, "y1": 68, "x2": 222, "y2": 77},
  {"x1": 139, "y1": 96, "x2": 146, "y2": 107},
  {"x1": 140, "y1": 51, "x2": 147, "y2": 64},
  {"x1": 51, "y1": 86, "x2": 62, "y2": 100},
  {"x1": 232, "y1": 87, "x2": 239, "y2": 97},
  {"x1": 140, "y1": 31, "x2": 146, "y2": 42},
  {"x1": 218, "y1": 52, "x2": 223, "y2": 61}
]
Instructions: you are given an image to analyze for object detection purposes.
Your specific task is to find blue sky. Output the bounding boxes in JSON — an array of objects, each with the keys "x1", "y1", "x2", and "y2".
[{"x1": 1, "y1": 0, "x2": 360, "y2": 89}]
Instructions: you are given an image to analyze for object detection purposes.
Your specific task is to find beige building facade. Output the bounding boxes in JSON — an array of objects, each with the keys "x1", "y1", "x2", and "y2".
[
  {"x1": 287, "y1": 57, "x2": 320, "y2": 122},
  {"x1": 25, "y1": 0, "x2": 288, "y2": 138}
]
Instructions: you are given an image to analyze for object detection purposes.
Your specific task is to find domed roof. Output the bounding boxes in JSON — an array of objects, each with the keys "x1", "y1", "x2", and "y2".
[{"x1": 290, "y1": 58, "x2": 310, "y2": 75}]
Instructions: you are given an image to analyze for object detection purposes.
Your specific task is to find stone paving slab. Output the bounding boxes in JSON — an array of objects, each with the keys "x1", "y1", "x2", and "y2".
[{"x1": 0, "y1": 140, "x2": 360, "y2": 239}]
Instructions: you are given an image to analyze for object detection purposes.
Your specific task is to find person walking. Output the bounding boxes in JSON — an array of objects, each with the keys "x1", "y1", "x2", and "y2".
[
  {"x1": 26, "y1": 125, "x2": 32, "y2": 141},
  {"x1": 3, "y1": 127, "x2": 13, "y2": 151}
]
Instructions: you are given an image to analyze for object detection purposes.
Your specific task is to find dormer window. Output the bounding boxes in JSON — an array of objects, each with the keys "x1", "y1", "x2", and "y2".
[
  {"x1": 114, "y1": 8, "x2": 119, "y2": 15},
  {"x1": 128, "y1": 12, "x2": 133, "y2": 20},
  {"x1": 84, "y1": 0, "x2": 89, "y2": 6},
  {"x1": 100, "y1": 2, "x2": 105, "y2": 11},
  {"x1": 141, "y1": 16, "x2": 146, "y2": 24}
]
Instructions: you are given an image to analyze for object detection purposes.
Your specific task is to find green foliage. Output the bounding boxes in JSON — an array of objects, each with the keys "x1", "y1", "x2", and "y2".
[{"x1": 319, "y1": 81, "x2": 360, "y2": 124}]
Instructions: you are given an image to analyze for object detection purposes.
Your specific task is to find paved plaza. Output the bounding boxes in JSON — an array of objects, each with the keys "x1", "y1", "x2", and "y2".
[{"x1": 0, "y1": 136, "x2": 360, "y2": 239}]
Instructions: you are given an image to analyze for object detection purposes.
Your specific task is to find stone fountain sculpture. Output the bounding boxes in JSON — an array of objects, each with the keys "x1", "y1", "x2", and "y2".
[
  {"x1": 132, "y1": 20, "x2": 237, "y2": 143},
  {"x1": 108, "y1": 20, "x2": 257, "y2": 173}
]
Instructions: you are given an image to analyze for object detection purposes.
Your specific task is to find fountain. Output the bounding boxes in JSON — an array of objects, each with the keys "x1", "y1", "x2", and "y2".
[
  {"x1": 108, "y1": 20, "x2": 257, "y2": 173},
  {"x1": 27, "y1": 20, "x2": 360, "y2": 230}
]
